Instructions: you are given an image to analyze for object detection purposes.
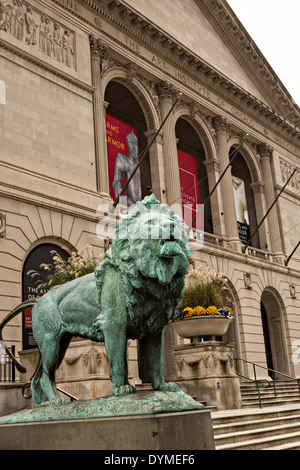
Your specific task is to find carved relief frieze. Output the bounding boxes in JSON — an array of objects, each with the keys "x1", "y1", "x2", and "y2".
[
  {"x1": 62, "y1": 343, "x2": 110, "y2": 377},
  {"x1": 279, "y1": 159, "x2": 300, "y2": 191},
  {"x1": 175, "y1": 349, "x2": 235, "y2": 377},
  {"x1": 0, "y1": 0, "x2": 76, "y2": 69}
]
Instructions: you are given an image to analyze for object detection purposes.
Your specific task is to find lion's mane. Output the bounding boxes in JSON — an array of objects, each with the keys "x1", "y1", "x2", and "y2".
[{"x1": 94, "y1": 195, "x2": 190, "y2": 337}]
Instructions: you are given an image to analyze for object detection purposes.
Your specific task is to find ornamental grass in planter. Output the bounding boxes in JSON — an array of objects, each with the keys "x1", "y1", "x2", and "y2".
[
  {"x1": 28, "y1": 244, "x2": 103, "y2": 292},
  {"x1": 170, "y1": 267, "x2": 234, "y2": 329}
]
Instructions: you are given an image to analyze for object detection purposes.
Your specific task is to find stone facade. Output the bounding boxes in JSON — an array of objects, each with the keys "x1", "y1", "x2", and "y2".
[{"x1": 0, "y1": 0, "x2": 300, "y2": 396}]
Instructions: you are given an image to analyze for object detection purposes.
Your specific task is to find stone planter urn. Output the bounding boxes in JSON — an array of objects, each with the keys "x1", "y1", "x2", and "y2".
[
  {"x1": 172, "y1": 315, "x2": 233, "y2": 341},
  {"x1": 171, "y1": 315, "x2": 242, "y2": 410}
]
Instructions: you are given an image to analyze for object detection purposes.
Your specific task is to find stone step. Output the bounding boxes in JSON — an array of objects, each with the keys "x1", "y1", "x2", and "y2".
[
  {"x1": 213, "y1": 413, "x2": 300, "y2": 435},
  {"x1": 215, "y1": 430, "x2": 300, "y2": 451},
  {"x1": 239, "y1": 380, "x2": 300, "y2": 408},
  {"x1": 214, "y1": 421, "x2": 300, "y2": 447},
  {"x1": 212, "y1": 407, "x2": 300, "y2": 426},
  {"x1": 242, "y1": 398, "x2": 300, "y2": 408},
  {"x1": 242, "y1": 389, "x2": 300, "y2": 398},
  {"x1": 212, "y1": 405, "x2": 300, "y2": 450}
]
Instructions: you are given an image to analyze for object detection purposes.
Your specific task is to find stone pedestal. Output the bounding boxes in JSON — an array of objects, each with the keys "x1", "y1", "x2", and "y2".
[
  {"x1": 0, "y1": 390, "x2": 214, "y2": 450},
  {"x1": 0, "y1": 409, "x2": 214, "y2": 450},
  {"x1": 173, "y1": 341, "x2": 242, "y2": 410}
]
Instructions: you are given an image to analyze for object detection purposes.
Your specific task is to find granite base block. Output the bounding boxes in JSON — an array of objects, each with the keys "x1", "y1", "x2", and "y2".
[{"x1": 0, "y1": 409, "x2": 214, "y2": 450}]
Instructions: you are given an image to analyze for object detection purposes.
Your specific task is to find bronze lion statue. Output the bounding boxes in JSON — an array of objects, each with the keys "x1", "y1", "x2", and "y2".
[{"x1": 0, "y1": 195, "x2": 190, "y2": 407}]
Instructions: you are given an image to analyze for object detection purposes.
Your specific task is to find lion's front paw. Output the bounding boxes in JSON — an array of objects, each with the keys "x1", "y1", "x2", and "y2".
[
  {"x1": 113, "y1": 384, "x2": 136, "y2": 397},
  {"x1": 155, "y1": 381, "x2": 180, "y2": 392}
]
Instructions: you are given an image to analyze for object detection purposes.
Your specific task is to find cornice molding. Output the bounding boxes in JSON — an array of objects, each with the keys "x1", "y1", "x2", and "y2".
[
  {"x1": 198, "y1": 0, "x2": 300, "y2": 127},
  {"x1": 55, "y1": 0, "x2": 300, "y2": 143}
]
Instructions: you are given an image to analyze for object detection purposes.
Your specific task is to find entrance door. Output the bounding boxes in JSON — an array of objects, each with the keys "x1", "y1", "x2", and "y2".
[{"x1": 261, "y1": 290, "x2": 289, "y2": 378}]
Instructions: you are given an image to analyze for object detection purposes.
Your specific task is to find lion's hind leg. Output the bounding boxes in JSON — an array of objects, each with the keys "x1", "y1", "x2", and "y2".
[
  {"x1": 38, "y1": 332, "x2": 69, "y2": 406},
  {"x1": 31, "y1": 354, "x2": 46, "y2": 407}
]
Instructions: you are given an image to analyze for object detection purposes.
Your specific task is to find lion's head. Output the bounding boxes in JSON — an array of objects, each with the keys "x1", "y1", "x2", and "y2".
[
  {"x1": 112, "y1": 194, "x2": 190, "y2": 283},
  {"x1": 95, "y1": 195, "x2": 190, "y2": 324}
]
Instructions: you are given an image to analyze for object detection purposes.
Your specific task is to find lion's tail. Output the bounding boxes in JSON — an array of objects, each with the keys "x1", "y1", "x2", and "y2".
[{"x1": 0, "y1": 299, "x2": 39, "y2": 373}]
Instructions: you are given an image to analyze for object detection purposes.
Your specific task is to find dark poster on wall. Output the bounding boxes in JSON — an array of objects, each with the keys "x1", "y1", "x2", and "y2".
[{"x1": 22, "y1": 244, "x2": 69, "y2": 350}]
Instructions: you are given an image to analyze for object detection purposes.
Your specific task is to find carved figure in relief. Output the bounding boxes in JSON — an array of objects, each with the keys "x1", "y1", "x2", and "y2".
[
  {"x1": 53, "y1": 23, "x2": 62, "y2": 62},
  {"x1": 0, "y1": 0, "x2": 11, "y2": 31},
  {"x1": 0, "y1": 195, "x2": 190, "y2": 406},
  {"x1": 25, "y1": 6, "x2": 38, "y2": 45},
  {"x1": 0, "y1": 0, "x2": 74, "y2": 68},
  {"x1": 9, "y1": 0, "x2": 17, "y2": 36},
  {"x1": 44, "y1": 17, "x2": 52, "y2": 56},
  {"x1": 62, "y1": 29, "x2": 74, "y2": 67},
  {"x1": 15, "y1": 0, "x2": 23, "y2": 40},
  {"x1": 113, "y1": 130, "x2": 142, "y2": 206},
  {"x1": 39, "y1": 16, "x2": 46, "y2": 52}
]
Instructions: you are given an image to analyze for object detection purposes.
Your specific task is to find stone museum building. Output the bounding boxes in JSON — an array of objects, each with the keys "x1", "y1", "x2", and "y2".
[{"x1": 1, "y1": 0, "x2": 300, "y2": 399}]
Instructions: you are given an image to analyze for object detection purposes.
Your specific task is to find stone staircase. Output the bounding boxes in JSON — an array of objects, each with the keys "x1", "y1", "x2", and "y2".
[
  {"x1": 212, "y1": 405, "x2": 300, "y2": 450},
  {"x1": 212, "y1": 380, "x2": 300, "y2": 450},
  {"x1": 239, "y1": 380, "x2": 300, "y2": 408}
]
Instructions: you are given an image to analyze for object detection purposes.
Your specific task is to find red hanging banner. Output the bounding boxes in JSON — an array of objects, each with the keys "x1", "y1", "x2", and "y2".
[
  {"x1": 177, "y1": 148, "x2": 202, "y2": 229},
  {"x1": 106, "y1": 114, "x2": 140, "y2": 204}
]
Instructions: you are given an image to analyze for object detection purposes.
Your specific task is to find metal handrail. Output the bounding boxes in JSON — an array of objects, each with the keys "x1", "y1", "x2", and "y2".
[
  {"x1": 22, "y1": 382, "x2": 78, "y2": 402},
  {"x1": 235, "y1": 357, "x2": 300, "y2": 408}
]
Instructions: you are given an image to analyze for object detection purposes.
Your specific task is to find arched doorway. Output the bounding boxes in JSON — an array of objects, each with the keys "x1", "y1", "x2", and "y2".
[
  {"x1": 175, "y1": 117, "x2": 213, "y2": 233},
  {"x1": 261, "y1": 289, "x2": 289, "y2": 378},
  {"x1": 104, "y1": 80, "x2": 152, "y2": 205}
]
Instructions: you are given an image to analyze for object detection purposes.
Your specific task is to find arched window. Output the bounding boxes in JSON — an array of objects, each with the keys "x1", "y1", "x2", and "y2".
[
  {"x1": 22, "y1": 243, "x2": 69, "y2": 350},
  {"x1": 175, "y1": 118, "x2": 212, "y2": 233},
  {"x1": 104, "y1": 81, "x2": 152, "y2": 205}
]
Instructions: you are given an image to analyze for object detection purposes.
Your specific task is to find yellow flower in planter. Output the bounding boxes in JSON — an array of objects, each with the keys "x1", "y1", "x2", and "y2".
[
  {"x1": 183, "y1": 307, "x2": 194, "y2": 317},
  {"x1": 205, "y1": 306, "x2": 218, "y2": 316},
  {"x1": 193, "y1": 306, "x2": 206, "y2": 316}
]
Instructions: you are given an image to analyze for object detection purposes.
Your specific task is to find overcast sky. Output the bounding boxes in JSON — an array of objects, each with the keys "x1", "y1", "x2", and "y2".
[{"x1": 226, "y1": 0, "x2": 300, "y2": 106}]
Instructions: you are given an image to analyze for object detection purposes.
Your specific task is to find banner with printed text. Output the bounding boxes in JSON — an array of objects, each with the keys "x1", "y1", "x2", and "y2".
[
  {"x1": 106, "y1": 114, "x2": 140, "y2": 202},
  {"x1": 232, "y1": 175, "x2": 250, "y2": 244}
]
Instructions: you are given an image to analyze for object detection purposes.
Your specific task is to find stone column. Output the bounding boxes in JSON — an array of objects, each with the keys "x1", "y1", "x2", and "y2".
[
  {"x1": 203, "y1": 157, "x2": 225, "y2": 236},
  {"x1": 157, "y1": 82, "x2": 182, "y2": 216},
  {"x1": 258, "y1": 144, "x2": 284, "y2": 257},
  {"x1": 89, "y1": 35, "x2": 111, "y2": 199},
  {"x1": 144, "y1": 129, "x2": 167, "y2": 204},
  {"x1": 213, "y1": 116, "x2": 240, "y2": 248},
  {"x1": 250, "y1": 181, "x2": 271, "y2": 251}
]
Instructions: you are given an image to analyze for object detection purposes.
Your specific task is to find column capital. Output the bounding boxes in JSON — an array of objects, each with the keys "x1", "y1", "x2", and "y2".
[
  {"x1": 250, "y1": 180, "x2": 265, "y2": 192},
  {"x1": 203, "y1": 157, "x2": 220, "y2": 172},
  {"x1": 157, "y1": 81, "x2": 178, "y2": 101},
  {"x1": 89, "y1": 34, "x2": 108, "y2": 61},
  {"x1": 144, "y1": 128, "x2": 164, "y2": 145},
  {"x1": 213, "y1": 116, "x2": 231, "y2": 134},
  {"x1": 258, "y1": 143, "x2": 273, "y2": 160}
]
